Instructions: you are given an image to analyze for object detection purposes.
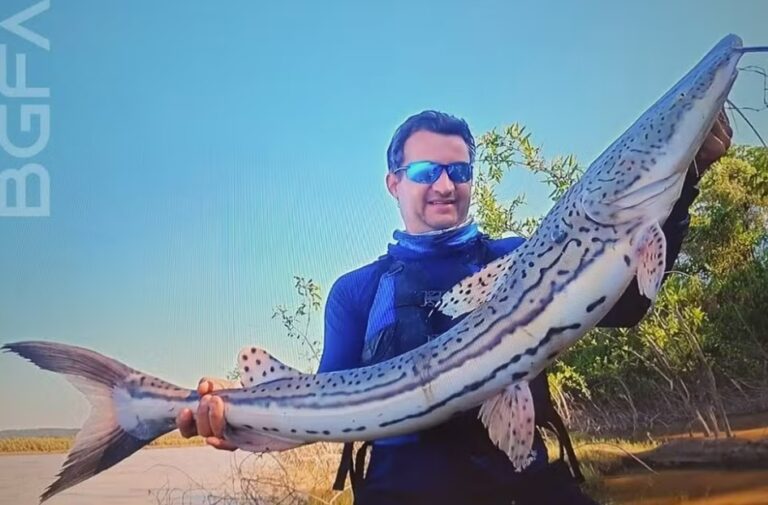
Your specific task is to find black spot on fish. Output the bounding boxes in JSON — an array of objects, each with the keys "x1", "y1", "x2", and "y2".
[
  {"x1": 624, "y1": 255, "x2": 631, "y2": 266},
  {"x1": 586, "y1": 296, "x2": 607, "y2": 313},
  {"x1": 244, "y1": 424, "x2": 253, "y2": 430},
  {"x1": 244, "y1": 366, "x2": 249, "y2": 372},
  {"x1": 242, "y1": 355, "x2": 248, "y2": 361},
  {"x1": 306, "y1": 430, "x2": 318, "y2": 435},
  {"x1": 322, "y1": 430, "x2": 330, "y2": 435},
  {"x1": 251, "y1": 347, "x2": 256, "y2": 354}
]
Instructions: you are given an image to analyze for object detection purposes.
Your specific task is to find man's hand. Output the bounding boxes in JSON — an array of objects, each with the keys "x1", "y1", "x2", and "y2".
[
  {"x1": 692, "y1": 107, "x2": 733, "y2": 177},
  {"x1": 176, "y1": 377, "x2": 239, "y2": 451}
]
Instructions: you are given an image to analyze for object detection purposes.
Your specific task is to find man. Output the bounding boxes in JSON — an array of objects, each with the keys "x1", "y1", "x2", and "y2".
[{"x1": 178, "y1": 110, "x2": 732, "y2": 504}]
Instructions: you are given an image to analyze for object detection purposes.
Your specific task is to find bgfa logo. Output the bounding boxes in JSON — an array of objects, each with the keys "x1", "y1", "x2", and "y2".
[{"x1": 1, "y1": 1, "x2": 50, "y2": 217}]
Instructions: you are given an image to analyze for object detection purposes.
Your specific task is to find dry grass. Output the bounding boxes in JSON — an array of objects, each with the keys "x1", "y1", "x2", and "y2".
[
  {"x1": 151, "y1": 442, "x2": 354, "y2": 505},
  {"x1": 0, "y1": 436, "x2": 72, "y2": 454},
  {"x1": 0, "y1": 432, "x2": 205, "y2": 454}
]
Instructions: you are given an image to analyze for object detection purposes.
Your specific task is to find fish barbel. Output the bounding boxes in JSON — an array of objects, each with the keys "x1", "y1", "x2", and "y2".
[{"x1": 4, "y1": 34, "x2": 766, "y2": 503}]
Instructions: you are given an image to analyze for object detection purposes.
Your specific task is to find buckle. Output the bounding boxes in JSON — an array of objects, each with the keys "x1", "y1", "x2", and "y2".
[{"x1": 422, "y1": 290, "x2": 444, "y2": 308}]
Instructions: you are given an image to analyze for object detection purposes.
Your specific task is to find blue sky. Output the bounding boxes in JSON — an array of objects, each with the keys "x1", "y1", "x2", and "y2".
[{"x1": 0, "y1": 0, "x2": 766, "y2": 429}]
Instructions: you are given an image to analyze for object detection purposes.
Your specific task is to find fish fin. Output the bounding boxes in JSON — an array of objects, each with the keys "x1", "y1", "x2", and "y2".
[
  {"x1": 636, "y1": 222, "x2": 667, "y2": 302},
  {"x1": 435, "y1": 254, "x2": 515, "y2": 318},
  {"x1": 224, "y1": 426, "x2": 304, "y2": 453},
  {"x1": 237, "y1": 346, "x2": 301, "y2": 386},
  {"x1": 2, "y1": 341, "x2": 181, "y2": 503},
  {"x1": 478, "y1": 381, "x2": 537, "y2": 471}
]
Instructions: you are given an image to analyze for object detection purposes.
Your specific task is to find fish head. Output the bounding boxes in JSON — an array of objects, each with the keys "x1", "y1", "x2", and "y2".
[{"x1": 579, "y1": 34, "x2": 744, "y2": 226}]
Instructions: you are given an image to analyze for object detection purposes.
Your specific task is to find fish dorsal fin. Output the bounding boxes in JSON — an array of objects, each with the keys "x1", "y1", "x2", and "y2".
[
  {"x1": 478, "y1": 381, "x2": 538, "y2": 471},
  {"x1": 635, "y1": 222, "x2": 667, "y2": 303},
  {"x1": 237, "y1": 346, "x2": 301, "y2": 386},
  {"x1": 435, "y1": 254, "x2": 515, "y2": 318}
]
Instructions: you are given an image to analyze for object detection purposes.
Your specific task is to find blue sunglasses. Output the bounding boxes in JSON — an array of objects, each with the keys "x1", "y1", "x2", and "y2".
[{"x1": 393, "y1": 161, "x2": 473, "y2": 184}]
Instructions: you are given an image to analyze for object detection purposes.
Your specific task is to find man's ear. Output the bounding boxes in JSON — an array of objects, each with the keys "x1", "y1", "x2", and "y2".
[{"x1": 386, "y1": 172, "x2": 399, "y2": 199}]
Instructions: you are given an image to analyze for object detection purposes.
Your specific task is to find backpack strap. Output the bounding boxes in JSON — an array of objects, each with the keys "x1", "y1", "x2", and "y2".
[
  {"x1": 332, "y1": 442, "x2": 355, "y2": 491},
  {"x1": 545, "y1": 416, "x2": 585, "y2": 483},
  {"x1": 332, "y1": 255, "x2": 393, "y2": 493}
]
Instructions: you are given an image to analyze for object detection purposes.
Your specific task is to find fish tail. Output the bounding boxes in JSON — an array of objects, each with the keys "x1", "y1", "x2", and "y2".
[{"x1": 2, "y1": 341, "x2": 189, "y2": 503}]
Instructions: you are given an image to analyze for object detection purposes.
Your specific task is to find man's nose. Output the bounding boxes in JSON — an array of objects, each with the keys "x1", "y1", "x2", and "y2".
[{"x1": 431, "y1": 169, "x2": 455, "y2": 193}]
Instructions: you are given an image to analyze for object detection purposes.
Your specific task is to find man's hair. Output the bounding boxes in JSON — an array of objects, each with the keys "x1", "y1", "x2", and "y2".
[{"x1": 386, "y1": 110, "x2": 475, "y2": 172}]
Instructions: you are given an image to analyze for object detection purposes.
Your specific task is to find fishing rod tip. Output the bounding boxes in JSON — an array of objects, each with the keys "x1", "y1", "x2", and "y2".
[{"x1": 738, "y1": 46, "x2": 768, "y2": 54}]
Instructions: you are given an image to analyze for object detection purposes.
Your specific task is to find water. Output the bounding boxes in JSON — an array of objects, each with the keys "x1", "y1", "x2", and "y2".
[
  {"x1": 601, "y1": 469, "x2": 768, "y2": 505},
  {"x1": 0, "y1": 447, "x2": 269, "y2": 505}
]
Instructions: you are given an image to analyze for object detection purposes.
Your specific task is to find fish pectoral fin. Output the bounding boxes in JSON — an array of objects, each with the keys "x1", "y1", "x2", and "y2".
[
  {"x1": 478, "y1": 381, "x2": 537, "y2": 471},
  {"x1": 237, "y1": 346, "x2": 301, "y2": 387},
  {"x1": 435, "y1": 254, "x2": 515, "y2": 318},
  {"x1": 635, "y1": 222, "x2": 667, "y2": 303},
  {"x1": 224, "y1": 425, "x2": 304, "y2": 453}
]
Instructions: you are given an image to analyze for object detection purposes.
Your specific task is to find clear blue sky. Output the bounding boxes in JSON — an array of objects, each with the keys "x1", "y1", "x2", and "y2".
[{"x1": 1, "y1": 0, "x2": 766, "y2": 430}]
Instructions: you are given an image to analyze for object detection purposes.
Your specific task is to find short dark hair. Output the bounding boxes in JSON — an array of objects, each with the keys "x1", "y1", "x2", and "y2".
[{"x1": 386, "y1": 110, "x2": 475, "y2": 171}]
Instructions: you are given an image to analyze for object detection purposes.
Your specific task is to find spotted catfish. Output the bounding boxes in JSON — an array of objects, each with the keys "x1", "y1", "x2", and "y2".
[{"x1": 4, "y1": 34, "x2": 765, "y2": 503}]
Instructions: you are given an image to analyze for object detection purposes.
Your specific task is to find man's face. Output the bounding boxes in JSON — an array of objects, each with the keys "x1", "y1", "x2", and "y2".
[{"x1": 386, "y1": 130, "x2": 472, "y2": 234}]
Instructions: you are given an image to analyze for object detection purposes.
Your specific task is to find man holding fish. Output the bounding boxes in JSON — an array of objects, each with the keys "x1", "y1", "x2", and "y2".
[{"x1": 179, "y1": 107, "x2": 732, "y2": 504}]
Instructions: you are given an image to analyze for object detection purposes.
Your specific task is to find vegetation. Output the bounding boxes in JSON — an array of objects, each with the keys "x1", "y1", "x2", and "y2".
[
  {"x1": 473, "y1": 126, "x2": 768, "y2": 438},
  {"x1": 0, "y1": 432, "x2": 205, "y2": 454}
]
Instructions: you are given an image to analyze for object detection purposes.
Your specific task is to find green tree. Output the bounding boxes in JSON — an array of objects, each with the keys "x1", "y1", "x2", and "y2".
[{"x1": 472, "y1": 123, "x2": 768, "y2": 437}]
